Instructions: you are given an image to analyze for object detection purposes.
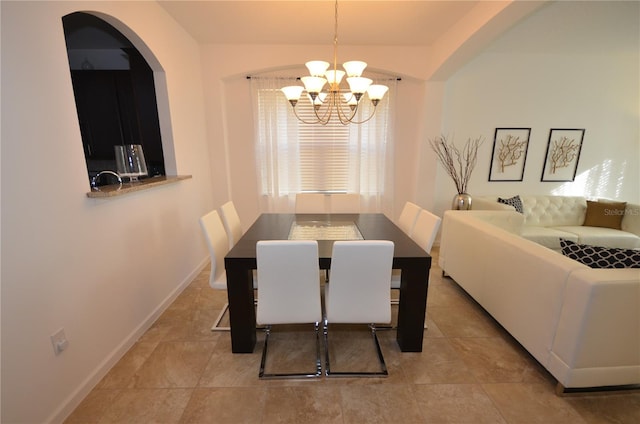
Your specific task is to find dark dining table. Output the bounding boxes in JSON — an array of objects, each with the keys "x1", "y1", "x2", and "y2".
[{"x1": 224, "y1": 213, "x2": 431, "y2": 353}]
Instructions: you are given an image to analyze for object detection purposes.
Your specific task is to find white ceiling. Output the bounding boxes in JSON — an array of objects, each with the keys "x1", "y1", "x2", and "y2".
[{"x1": 157, "y1": 0, "x2": 482, "y2": 46}]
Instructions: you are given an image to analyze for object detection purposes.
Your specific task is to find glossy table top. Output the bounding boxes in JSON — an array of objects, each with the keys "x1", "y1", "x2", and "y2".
[{"x1": 225, "y1": 213, "x2": 431, "y2": 269}]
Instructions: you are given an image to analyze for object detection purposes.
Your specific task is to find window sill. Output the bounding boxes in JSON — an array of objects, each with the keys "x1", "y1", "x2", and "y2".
[{"x1": 86, "y1": 175, "x2": 192, "y2": 198}]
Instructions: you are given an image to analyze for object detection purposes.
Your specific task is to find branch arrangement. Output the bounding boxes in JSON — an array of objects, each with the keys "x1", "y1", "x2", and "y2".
[{"x1": 429, "y1": 135, "x2": 483, "y2": 194}]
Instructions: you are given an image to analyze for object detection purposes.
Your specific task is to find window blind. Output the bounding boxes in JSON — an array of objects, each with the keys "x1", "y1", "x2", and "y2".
[{"x1": 251, "y1": 74, "x2": 395, "y2": 210}]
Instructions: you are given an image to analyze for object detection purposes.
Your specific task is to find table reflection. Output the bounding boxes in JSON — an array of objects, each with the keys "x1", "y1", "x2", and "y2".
[{"x1": 288, "y1": 220, "x2": 364, "y2": 240}]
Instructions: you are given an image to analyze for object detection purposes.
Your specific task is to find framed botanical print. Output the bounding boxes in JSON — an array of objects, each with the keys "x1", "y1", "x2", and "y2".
[
  {"x1": 541, "y1": 128, "x2": 585, "y2": 182},
  {"x1": 488, "y1": 128, "x2": 531, "y2": 181}
]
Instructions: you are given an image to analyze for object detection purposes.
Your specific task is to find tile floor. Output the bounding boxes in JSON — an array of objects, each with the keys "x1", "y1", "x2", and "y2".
[{"x1": 65, "y1": 249, "x2": 640, "y2": 423}]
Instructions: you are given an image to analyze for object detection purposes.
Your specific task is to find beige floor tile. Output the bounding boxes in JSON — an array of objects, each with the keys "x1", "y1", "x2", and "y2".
[
  {"x1": 483, "y1": 382, "x2": 588, "y2": 423},
  {"x1": 424, "y1": 315, "x2": 445, "y2": 338},
  {"x1": 98, "y1": 388, "x2": 192, "y2": 423},
  {"x1": 64, "y1": 389, "x2": 121, "y2": 423},
  {"x1": 449, "y1": 336, "x2": 543, "y2": 384},
  {"x1": 426, "y1": 277, "x2": 474, "y2": 309},
  {"x1": 429, "y1": 301, "x2": 504, "y2": 338},
  {"x1": 412, "y1": 384, "x2": 507, "y2": 423},
  {"x1": 196, "y1": 285, "x2": 229, "y2": 310},
  {"x1": 131, "y1": 341, "x2": 216, "y2": 388},
  {"x1": 262, "y1": 386, "x2": 343, "y2": 423},
  {"x1": 399, "y1": 338, "x2": 476, "y2": 384},
  {"x1": 179, "y1": 387, "x2": 265, "y2": 424},
  {"x1": 189, "y1": 271, "x2": 211, "y2": 289},
  {"x1": 566, "y1": 392, "x2": 640, "y2": 424},
  {"x1": 170, "y1": 286, "x2": 201, "y2": 310},
  {"x1": 198, "y1": 336, "x2": 264, "y2": 387},
  {"x1": 96, "y1": 342, "x2": 159, "y2": 389},
  {"x1": 340, "y1": 384, "x2": 424, "y2": 423}
]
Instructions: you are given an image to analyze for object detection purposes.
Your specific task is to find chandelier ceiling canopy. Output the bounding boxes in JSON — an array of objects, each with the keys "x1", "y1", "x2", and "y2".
[{"x1": 281, "y1": 0, "x2": 388, "y2": 125}]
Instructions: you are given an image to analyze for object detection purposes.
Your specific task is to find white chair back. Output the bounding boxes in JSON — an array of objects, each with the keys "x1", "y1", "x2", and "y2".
[
  {"x1": 220, "y1": 200, "x2": 243, "y2": 248},
  {"x1": 397, "y1": 201, "x2": 421, "y2": 236},
  {"x1": 325, "y1": 240, "x2": 394, "y2": 324},
  {"x1": 199, "y1": 210, "x2": 229, "y2": 289},
  {"x1": 412, "y1": 209, "x2": 442, "y2": 252},
  {"x1": 256, "y1": 240, "x2": 322, "y2": 325},
  {"x1": 295, "y1": 193, "x2": 329, "y2": 213},
  {"x1": 330, "y1": 193, "x2": 360, "y2": 213}
]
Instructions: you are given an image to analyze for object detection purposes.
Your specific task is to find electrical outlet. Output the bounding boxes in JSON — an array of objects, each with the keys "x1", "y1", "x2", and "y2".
[{"x1": 51, "y1": 328, "x2": 69, "y2": 355}]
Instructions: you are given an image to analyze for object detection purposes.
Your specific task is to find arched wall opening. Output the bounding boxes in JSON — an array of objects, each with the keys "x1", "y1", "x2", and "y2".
[{"x1": 62, "y1": 11, "x2": 176, "y2": 186}]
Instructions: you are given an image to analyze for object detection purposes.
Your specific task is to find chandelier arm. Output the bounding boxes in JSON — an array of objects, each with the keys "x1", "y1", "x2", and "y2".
[
  {"x1": 311, "y1": 93, "x2": 334, "y2": 125},
  {"x1": 335, "y1": 98, "x2": 359, "y2": 124},
  {"x1": 290, "y1": 104, "x2": 324, "y2": 125},
  {"x1": 342, "y1": 102, "x2": 379, "y2": 125}
]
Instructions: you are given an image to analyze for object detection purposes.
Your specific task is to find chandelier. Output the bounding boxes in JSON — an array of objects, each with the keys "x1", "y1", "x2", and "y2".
[{"x1": 281, "y1": 0, "x2": 388, "y2": 125}]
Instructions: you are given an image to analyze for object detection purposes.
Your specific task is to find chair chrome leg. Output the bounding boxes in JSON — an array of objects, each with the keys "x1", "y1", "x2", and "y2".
[
  {"x1": 212, "y1": 297, "x2": 259, "y2": 331},
  {"x1": 210, "y1": 303, "x2": 230, "y2": 331},
  {"x1": 259, "y1": 323, "x2": 322, "y2": 379},
  {"x1": 324, "y1": 321, "x2": 388, "y2": 378}
]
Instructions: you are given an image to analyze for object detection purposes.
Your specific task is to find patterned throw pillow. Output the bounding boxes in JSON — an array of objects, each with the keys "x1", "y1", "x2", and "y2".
[
  {"x1": 560, "y1": 238, "x2": 640, "y2": 269},
  {"x1": 498, "y1": 195, "x2": 524, "y2": 214}
]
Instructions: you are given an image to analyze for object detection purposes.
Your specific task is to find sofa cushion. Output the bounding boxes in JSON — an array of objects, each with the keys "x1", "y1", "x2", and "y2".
[
  {"x1": 498, "y1": 195, "x2": 524, "y2": 213},
  {"x1": 560, "y1": 238, "x2": 640, "y2": 268},
  {"x1": 583, "y1": 200, "x2": 626, "y2": 230},
  {"x1": 553, "y1": 225, "x2": 640, "y2": 249},
  {"x1": 522, "y1": 196, "x2": 586, "y2": 227},
  {"x1": 521, "y1": 226, "x2": 578, "y2": 250}
]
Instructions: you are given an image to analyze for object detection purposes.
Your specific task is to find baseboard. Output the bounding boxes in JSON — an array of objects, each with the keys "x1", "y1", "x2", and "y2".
[{"x1": 47, "y1": 256, "x2": 209, "y2": 424}]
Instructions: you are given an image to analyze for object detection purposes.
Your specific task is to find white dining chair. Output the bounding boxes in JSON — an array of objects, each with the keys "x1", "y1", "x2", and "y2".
[
  {"x1": 295, "y1": 193, "x2": 329, "y2": 213},
  {"x1": 390, "y1": 201, "x2": 422, "y2": 305},
  {"x1": 411, "y1": 209, "x2": 442, "y2": 253},
  {"x1": 219, "y1": 200, "x2": 243, "y2": 249},
  {"x1": 330, "y1": 193, "x2": 361, "y2": 213},
  {"x1": 220, "y1": 201, "x2": 259, "y2": 289},
  {"x1": 199, "y1": 209, "x2": 256, "y2": 331},
  {"x1": 256, "y1": 240, "x2": 323, "y2": 379},
  {"x1": 397, "y1": 201, "x2": 421, "y2": 236},
  {"x1": 324, "y1": 240, "x2": 394, "y2": 377},
  {"x1": 390, "y1": 209, "x2": 441, "y2": 311}
]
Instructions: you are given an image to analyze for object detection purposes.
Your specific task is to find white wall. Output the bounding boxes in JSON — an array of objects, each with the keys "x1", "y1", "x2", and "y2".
[
  {"x1": 1, "y1": 2, "x2": 216, "y2": 422},
  {"x1": 432, "y1": 0, "x2": 639, "y2": 216}
]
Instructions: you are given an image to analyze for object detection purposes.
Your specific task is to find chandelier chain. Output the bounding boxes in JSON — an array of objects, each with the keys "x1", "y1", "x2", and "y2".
[{"x1": 333, "y1": 0, "x2": 339, "y2": 78}]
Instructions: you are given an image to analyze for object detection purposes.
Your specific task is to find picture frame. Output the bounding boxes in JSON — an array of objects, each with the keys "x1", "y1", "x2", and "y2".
[
  {"x1": 488, "y1": 128, "x2": 531, "y2": 181},
  {"x1": 541, "y1": 128, "x2": 585, "y2": 182}
]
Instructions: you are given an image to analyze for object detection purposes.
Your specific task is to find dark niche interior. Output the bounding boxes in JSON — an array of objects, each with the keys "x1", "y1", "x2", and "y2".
[{"x1": 63, "y1": 12, "x2": 165, "y2": 186}]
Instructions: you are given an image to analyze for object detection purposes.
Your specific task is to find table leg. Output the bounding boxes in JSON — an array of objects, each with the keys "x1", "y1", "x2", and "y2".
[
  {"x1": 226, "y1": 267, "x2": 256, "y2": 353},
  {"x1": 396, "y1": 260, "x2": 430, "y2": 351}
]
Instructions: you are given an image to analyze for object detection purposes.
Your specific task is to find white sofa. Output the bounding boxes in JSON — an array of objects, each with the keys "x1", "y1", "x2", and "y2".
[
  {"x1": 473, "y1": 195, "x2": 640, "y2": 251},
  {"x1": 438, "y1": 210, "x2": 640, "y2": 392}
]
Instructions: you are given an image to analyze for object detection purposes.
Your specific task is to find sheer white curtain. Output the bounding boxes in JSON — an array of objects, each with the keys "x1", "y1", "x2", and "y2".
[{"x1": 251, "y1": 72, "x2": 396, "y2": 214}]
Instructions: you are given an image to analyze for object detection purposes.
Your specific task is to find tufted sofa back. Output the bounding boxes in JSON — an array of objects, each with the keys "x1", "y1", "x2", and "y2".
[{"x1": 521, "y1": 196, "x2": 586, "y2": 227}]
